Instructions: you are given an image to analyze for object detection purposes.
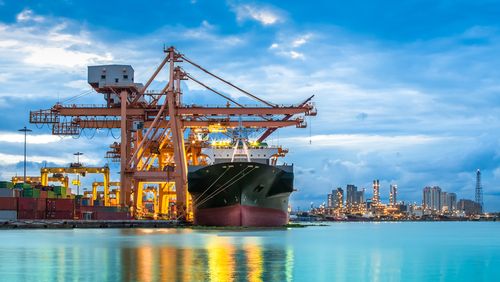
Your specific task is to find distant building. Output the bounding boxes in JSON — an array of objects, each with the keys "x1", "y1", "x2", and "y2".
[
  {"x1": 422, "y1": 186, "x2": 442, "y2": 212},
  {"x1": 372, "y1": 180, "x2": 380, "y2": 205},
  {"x1": 390, "y1": 184, "x2": 397, "y2": 206},
  {"x1": 441, "y1": 192, "x2": 457, "y2": 213},
  {"x1": 334, "y1": 188, "x2": 344, "y2": 209},
  {"x1": 346, "y1": 184, "x2": 365, "y2": 212},
  {"x1": 327, "y1": 193, "x2": 334, "y2": 208},
  {"x1": 448, "y1": 193, "x2": 457, "y2": 212},
  {"x1": 357, "y1": 189, "x2": 365, "y2": 205},
  {"x1": 346, "y1": 184, "x2": 357, "y2": 209},
  {"x1": 441, "y1": 192, "x2": 448, "y2": 212},
  {"x1": 457, "y1": 199, "x2": 482, "y2": 215}
]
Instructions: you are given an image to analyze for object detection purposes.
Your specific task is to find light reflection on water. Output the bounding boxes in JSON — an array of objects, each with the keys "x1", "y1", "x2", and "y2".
[{"x1": 0, "y1": 222, "x2": 499, "y2": 281}]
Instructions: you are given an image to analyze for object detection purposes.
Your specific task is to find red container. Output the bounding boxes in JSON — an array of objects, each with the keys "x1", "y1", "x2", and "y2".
[
  {"x1": 46, "y1": 199, "x2": 74, "y2": 212},
  {"x1": 94, "y1": 211, "x2": 129, "y2": 220},
  {"x1": 39, "y1": 191, "x2": 47, "y2": 199},
  {"x1": 17, "y1": 210, "x2": 46, "y2": 219},
  {"x1": 46, "y1": 211, "x2": 74, "y2": 220},
  {"x1": 17, "y1": 198, "x2": 46, "y2": 214},
  {"x1": 0, "y1": 197, "x2": 17, "y2": 210},
  {"x1": 18, "y1": 198, "x2": 38, "y2": 210},
  {"x1": 36, "y1": 198, "x2": 46, "y2": 211}
]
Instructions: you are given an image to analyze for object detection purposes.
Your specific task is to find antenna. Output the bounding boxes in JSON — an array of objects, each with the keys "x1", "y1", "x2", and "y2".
[{"x1": 475, "y1": 169, "x2": 483, "y2": 213}]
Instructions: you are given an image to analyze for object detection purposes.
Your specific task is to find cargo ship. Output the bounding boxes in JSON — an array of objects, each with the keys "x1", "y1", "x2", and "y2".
[{"x1": 188, "y1": 137, "x2": 293, "y2": 227}]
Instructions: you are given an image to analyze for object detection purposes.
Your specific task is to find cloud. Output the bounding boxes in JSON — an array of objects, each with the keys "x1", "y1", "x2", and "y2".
[
  {"x1": 64, "y1": 80, "x2": 92, "y2": 90},
  {"x1": 16, "y1": 9, "x2": 45, "y2": 23},
  {"x1": 0, "y1": 152, "x2": 67, "y2": 165},
  {"x1": 23, "y1": 46, "x2": 113, "y2": 68},
  {"x1": 0, "y1": 132, "x2": 61, "y2": 144},
  {"x1": 291, "y1": 34, "x2": 312, "y2": 47},
  {"x1": 282, "y1": 134, "x2": 448, "y2": 151},
  {"x1": 179, "y1": 20, "x2": 244, "y2": 46},
  {"x1": 267, "y1": 33, "x2": 314, "y2": 60},
  {"x1": 233, "y1": 4, "x2": 283, "y2": 25}
]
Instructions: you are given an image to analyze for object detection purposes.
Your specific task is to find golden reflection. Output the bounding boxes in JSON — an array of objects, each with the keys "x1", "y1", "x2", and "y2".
[
  {"x1": 182, "y1": 246, "x2": 196, "y2": 282},
  {"x1": 159, "y1": 246, "x2": 177, "y2": 281},
  {"x1": 118, "y1": 230, "x2": 294, "y2": 281},
  {"x1": 243, "y1": 238, "x2": 263, "y2": 282},
  {"x1": 207, "y1": 236, "x2": 235, "y2": 282},
  {"x1": 137, "y1": 245, "x2": 154, "y2": 282},
  {"x1": 285, "y1": 247, "x2": 294, "y2": 282}
]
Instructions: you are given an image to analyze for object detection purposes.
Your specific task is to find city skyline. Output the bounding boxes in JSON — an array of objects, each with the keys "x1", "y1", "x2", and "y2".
[{"x1": 322, "y1": 169, "x2": 484, "y2": 210}]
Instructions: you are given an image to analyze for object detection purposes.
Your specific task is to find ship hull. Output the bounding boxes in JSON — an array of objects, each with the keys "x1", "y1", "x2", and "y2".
[
  {"x1": 188, "y1": 162, "x2": 293, "y2": 227},
  {"x1": 194, "y1": 204, "x2": 288, "y2": 226}
]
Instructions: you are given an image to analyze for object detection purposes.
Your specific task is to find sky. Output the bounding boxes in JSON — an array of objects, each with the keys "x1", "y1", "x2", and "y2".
[{"x1": 0, "y1": 0, "x2": 498, "y2": 211}]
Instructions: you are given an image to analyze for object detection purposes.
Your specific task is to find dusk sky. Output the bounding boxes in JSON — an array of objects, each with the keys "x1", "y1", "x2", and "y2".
[{"x1": 0, "y1": 0, "x2": 498, "y2": 211}]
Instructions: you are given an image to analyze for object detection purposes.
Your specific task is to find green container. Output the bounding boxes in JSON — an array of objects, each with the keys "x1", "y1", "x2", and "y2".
[
  {"x1": 53, "y1": 186, "x2": 67, "y2": 196},
  {"x1": 23, "y1": 188, "x2": 40, "y2": 198},
  {"x1": 47, "y1": 191, "x2": 56, "y2": 198},
  {"x1": 15, "y1": 183, "x2": 31, "y2": 189},
  {"x1": 0, "y1": 181, "x2": 13, "y2": 189}
]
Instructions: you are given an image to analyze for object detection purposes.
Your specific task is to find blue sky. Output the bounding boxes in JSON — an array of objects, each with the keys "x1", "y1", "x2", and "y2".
[{"x1": 0, "y1": 0, "x2": 498, "y2": 211}]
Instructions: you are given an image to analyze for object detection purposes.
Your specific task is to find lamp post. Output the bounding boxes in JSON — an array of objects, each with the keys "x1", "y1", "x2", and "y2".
[
  {"x1": 74, "y1": 152, "x2": 83, "y2": 195},
  {"x1": 18, "y1": 126, "x2": 32, "y2": 184}
]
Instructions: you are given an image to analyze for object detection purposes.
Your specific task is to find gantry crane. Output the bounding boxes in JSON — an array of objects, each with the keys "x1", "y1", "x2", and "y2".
[
  {"x1": 12, "y1": 175, "x2": 69, "y2": 188},
  {"x1": 91, "y1": 181, "x2": 120, "y2": 204},
  {"x1": 40, "y1": 165, "x2": 111, "y2": 205},
  {"x1": 30, "y1": 47, "x2": 316, "y2": 220}
]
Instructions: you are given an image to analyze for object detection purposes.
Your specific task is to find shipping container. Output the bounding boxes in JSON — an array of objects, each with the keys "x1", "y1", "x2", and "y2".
[
  {"x1": 46, "y1": 210, "x2": 74, "y2": 220},
  {"x1": 14, "y1": 183, "x2": 31, "y2": 189},
  {"x1": 94, "y1": 199, "x2": 104, "y2": 206},
  {"x1": 0, "y1": 197, "x2": 17, "y2": 210},
  {"x1": 53, "y1": 186, "x2": 67, "y2": 196},
  {"x1": 13, "y1": 190, "x2": 22, "y2": 198},
  {"x1": 46, "y1": 199, "x2": 74, "y2": 211},
  {"x1": 17, "y1": 210, "x2": 45, "y2": 219},
  {"x1": 22, "y1": 188, "x2": 40, "y2": 198},
  {"x1": 39, "y1": 191, "x2": 48, "y2": 199},
  {"x1": 81, "y1": 211, "x2": 93, "y2": 220},
  {"x1": 94, "y1": 211, "x2": 129, "y2": 220},
  {"x1": 0, "y1": 210, "x2": 17, "y2": 220},
  {"x1": 0, "y1": 188, "x2": 15, "y2": 197},
  {"x1": 0, "y1": 181, "x2": 14, "y2": 189},
  {"x1": 81, "y1": 198, "x2": 92, "y2": 206},
  {"x1": 18, "y1": 198, "x2": 46, "y2": 211}
]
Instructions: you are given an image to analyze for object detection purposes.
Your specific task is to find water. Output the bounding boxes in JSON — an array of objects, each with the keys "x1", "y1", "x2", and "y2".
[{"x1": 0, "y1": 222, "x2": 498, "y2": 281}]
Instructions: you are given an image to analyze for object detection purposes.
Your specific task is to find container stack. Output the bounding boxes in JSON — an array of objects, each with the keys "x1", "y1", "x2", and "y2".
[
  {"x1": 53, "y1": 186, "x2": 67, "y2": 198},
  {"x1": 46, "y1": 199, "x2": 74, "y2": 219},
  {"x1": 0, "y1": 180, "x2": 130, "y2": 221},
  {"x1": 78, "y1": 206, "x2": 130, "y2": 220},
  {"x1": 22, "y1": 187, "x2": 41, "y2": 198},
  {"x1": 0, "y1": 197, "x2": 17, "y2": 220},
  {"x1": 0, "y1": 181, "x2": 17, "y2": 221},
  {"x1": 18, "y1": 198, "x2": 46, "y2": 219}
]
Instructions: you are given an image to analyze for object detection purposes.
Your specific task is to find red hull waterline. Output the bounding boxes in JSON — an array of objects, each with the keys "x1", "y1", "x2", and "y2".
[{"x1": 194, "y1": 204, "x2": 288, "y2": 227}]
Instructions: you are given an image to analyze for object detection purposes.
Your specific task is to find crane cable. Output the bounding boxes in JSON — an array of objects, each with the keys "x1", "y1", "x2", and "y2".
[
  {"x1": 194, "y1": 166, "x2": 252, "y2": 206},
  {"x1": 60, "y1": 89, "x2": 93, "y2": 104},
  {"x1": 180, "y1": 53, "x2": 276, "y2": 107},
  {"x1": 185, "y1": 73, "x2": 244, "y2": 107},
  {"x1": 194, "y1": 166, "x2": 257, "y2": 208},
  {"x1": 192, "y1": 167, "x2": 231, "y2": 205}
]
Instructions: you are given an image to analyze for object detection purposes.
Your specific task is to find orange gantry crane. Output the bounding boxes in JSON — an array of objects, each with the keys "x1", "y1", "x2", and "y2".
[{"x1": 30, "y1": 47, "x2": 316, "y2": 220}]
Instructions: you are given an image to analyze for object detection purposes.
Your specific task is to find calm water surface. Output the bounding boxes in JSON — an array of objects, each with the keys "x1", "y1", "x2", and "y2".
[{"x1": 0, "y1": 222, "x2": 498, "y2": 281}]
